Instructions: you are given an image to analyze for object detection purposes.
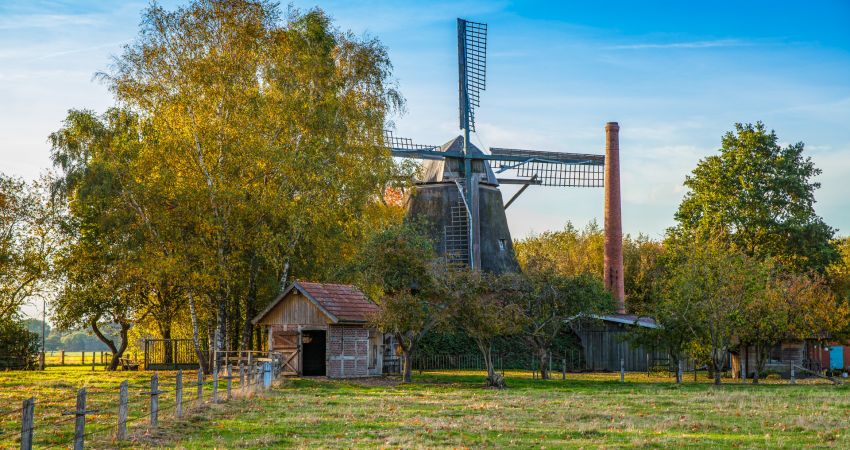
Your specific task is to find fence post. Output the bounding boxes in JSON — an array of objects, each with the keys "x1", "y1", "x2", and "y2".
[
  {"x1": 91, "y1": 352, "x2": 95, "y2": 371},
  {"x1": 620, "y1": 357, "x2": 625, "y2": 383},
  {"x1": 73, "y1": 388, "x2": 86, "y2": 450},
  {"x1": 81, "y1": 351, "x2": 85, "y2": 365},
  {"x1": 117, "y1": 380, "x2": 128, "y2": 440},
  {"x1": 212, "y1": 366, "x2": 219, "y2": 403},
  {"x1": 150, "y1": 373, "x2": 160, "y2": 428},
  {"x1": 20, "y1": 397, "x2": 34, "y2": 450},
  {"x1": 562, "y1": 358, "x2": 566, "y2": 380},
  {"x1": 176, "y1": 370, "x2": 183, "y2": 418},
  {"x1": 60, "y1": 350, "x2": 65, "y2": 365},
  {"x1": 197, "y1": 370, "x2": 203, "y2": 403},
  {"x1": 239, "y1": 363, "x2": 245, "y2": 394},
  {"x1": 226, "y1": 364, "x2": 233, "y2": 401}
]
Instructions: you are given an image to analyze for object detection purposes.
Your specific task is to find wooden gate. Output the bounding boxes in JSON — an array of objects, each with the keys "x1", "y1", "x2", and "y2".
[{"x1": 272, "y1": 330, "x2": 300, "y2": 375}]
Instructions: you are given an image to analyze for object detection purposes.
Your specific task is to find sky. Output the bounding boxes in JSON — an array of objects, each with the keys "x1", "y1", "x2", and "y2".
[{"x1": 2, "y1": 0, "x2": 850, "y2": 244}]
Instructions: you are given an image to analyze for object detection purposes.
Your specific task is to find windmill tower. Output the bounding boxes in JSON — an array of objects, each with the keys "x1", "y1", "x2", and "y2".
[{"x1": 385, "y1": 19, "x2": 625, "y2": 312}]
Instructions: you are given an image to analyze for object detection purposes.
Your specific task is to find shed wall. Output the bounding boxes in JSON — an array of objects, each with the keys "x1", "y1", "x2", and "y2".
[
  {"x1": 328, "y1": 326, "x2": 370, "y2": 378},
  {"x1": 257, "y1": 292, "x2": 329, "y2": 327}
]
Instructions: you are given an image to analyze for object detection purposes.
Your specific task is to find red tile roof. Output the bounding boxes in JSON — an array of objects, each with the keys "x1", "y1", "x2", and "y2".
[{"x1": 296, "y1": 282, "x2": 378, "y2": 323}]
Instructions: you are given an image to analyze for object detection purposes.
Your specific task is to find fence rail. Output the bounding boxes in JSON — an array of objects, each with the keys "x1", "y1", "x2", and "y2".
[{"x1": 4, "y1": 353, "x2": 287, "y2": 450}]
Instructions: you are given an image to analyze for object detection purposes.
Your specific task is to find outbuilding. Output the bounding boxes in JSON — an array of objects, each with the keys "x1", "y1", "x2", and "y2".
[{"x1": 252, "y1": 281, "x2": 384, "y2": 378}]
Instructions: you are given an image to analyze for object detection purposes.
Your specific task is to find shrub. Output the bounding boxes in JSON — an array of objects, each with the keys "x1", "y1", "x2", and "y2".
[{"x1": 0, "y1": 318, "x2": 40, "y2": 370}]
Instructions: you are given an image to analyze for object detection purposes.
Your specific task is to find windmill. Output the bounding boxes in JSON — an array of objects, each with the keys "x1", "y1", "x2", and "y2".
[{"x1": 385, "y1": 19, "x2": 625, "y2": 312}]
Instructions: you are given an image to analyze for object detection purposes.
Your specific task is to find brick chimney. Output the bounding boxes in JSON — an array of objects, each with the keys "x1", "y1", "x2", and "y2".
[{"x1": 604, "y1": 122, "x2": 625, "y2": 313}]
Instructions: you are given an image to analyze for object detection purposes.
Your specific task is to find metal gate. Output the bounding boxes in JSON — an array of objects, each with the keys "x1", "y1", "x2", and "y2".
[{"x1": 143, "y1": 339, "x2": 200, "y2": 370}]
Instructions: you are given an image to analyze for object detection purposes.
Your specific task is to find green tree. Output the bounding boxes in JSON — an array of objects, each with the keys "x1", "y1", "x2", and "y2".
[
  {"x1": 674, "y1": 122, "x2": 837, "y2": 273},
  {"x1": 448, "y1": 269, "x2": 524, "y2": 388},
  {"x1": 360, "y1": 222, "x2": 444, "y2": 383}
]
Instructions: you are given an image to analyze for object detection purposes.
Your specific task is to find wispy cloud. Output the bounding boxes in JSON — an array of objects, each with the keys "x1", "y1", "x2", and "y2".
[
  {"x1": 608, "y1": 39, "x2": 749, "y2": 50},
  {"x1": 24, "y1": 40, "x2": 131, "y2": 62},
  {"x1": 0, "y1": 13, "x2": 101, "y2": 30}
]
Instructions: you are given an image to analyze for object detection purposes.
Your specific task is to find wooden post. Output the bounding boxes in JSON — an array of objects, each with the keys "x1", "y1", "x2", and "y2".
[
  {"x1": 117, "y1": 380, "x2": 128, "y2": 440},
  {"x1": 20, "y1": 397, "x2": 34, "y2": 450},
  {"x1": 81, "y1": 351, "x2": 85, "y2": 365},
  {"x1": 212, "y1": 366, "x2": 219, "y2": 403},
  {"x1": 239, "y1": 363, "x2": 245, "y2": 394},
  {"x1": 92, "y1": 352, "x2": 95, "y2": 371},
  {"x1": 73, "y1": 388, "x2": 86, "y2": 450},
  {"x1": 150, "y1": 373, "x2": 160, "y2": 428},
  {"x1": 226, "y1": 365, "x2": 232, "y2": 401},
  {"x1": 176, "y1": 370, "x2": 183, "y2": 418},
  {"x1": 620, "y1": 357, "x2": 625, "y2": 383},
  {"x1": 562, "y1": 358, "x2": 566, "y2": 380},
  {"x1": 197, "y1": 370, "x2": 203, "y2": 402},
  {"x1": 60, "y1": 350, "x2": 65, "y2": 365}
]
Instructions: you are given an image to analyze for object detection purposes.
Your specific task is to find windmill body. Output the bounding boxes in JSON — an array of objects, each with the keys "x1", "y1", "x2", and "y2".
[{"x1": 386, "y1": 19, "x2": 624, "y2": 311}]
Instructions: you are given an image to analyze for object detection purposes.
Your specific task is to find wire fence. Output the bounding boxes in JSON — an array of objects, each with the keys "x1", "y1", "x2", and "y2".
[{"x1": 3, "y1": 356, "x2": 286, "y2": 450}]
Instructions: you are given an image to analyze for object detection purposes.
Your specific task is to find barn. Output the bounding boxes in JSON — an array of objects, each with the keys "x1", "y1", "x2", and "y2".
[{"x1": 252, "y1": 281, "x2": 384, "y2": 378}]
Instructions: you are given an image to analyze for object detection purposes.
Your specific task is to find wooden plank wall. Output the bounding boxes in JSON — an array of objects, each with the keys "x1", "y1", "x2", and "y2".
[{"x1": 258, "y1": 292, "x2": 329, "y2": 327}]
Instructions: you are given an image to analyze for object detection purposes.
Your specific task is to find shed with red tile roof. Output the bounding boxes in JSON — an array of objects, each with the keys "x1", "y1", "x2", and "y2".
[{"x1": 252, "y1": 281, "x2": 384, "y2": 378}]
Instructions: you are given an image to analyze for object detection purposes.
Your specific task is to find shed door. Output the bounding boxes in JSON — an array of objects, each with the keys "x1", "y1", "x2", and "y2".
[
  {"x1": 272, "y1": 330, "x2": 299, "y2": 375},
  {"x1": 830, "y1": 346, "x2": 844, "y2": 370}
]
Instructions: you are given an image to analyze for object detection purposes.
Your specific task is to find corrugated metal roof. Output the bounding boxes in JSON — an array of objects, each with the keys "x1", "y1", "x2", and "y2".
[{"x1": 296, "y1": 282, "x2": 378, "y2": 323}]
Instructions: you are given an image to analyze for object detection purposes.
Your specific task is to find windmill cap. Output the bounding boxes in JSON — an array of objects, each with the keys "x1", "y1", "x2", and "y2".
[{"x1": 417, "y1": 135, "x2": 499, "y2": 185}]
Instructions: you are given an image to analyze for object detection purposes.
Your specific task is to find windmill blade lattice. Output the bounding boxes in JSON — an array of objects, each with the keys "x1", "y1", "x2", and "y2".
[
  {"x1": 487, "y1": 148, "x2": 605, "y2": 187},
  {"x1": 458, "y1": 19, "x2": 487, "y2": 132}
]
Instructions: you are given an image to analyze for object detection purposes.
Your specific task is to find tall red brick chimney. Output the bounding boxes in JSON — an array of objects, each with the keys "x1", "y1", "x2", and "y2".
[{"x1": 604, "y1": 122, "x2": 625, "y2": 314}]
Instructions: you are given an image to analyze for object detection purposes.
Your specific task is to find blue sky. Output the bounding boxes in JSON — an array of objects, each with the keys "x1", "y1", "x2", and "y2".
[{"x1": 2, "y1": 0, "x2": 849, "y2": 241}]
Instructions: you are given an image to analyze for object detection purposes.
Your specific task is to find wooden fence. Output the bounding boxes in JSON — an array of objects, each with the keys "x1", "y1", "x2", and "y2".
[{"x1": 4, "y1": 356, "x2": 287, "y2": 449}]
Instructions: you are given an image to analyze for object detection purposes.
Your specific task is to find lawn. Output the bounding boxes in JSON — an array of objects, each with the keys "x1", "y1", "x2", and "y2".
[{"x1": 2, "y1": 368, "x2": 849, "y2": 448}]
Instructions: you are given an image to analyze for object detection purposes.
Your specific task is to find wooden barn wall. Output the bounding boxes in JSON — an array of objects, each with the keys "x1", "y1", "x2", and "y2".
[
  {"x1": 257, "y1": 292, "x2": 329, "y2": 327},
  {"x1": 573, "y1": 323, "x2": 668, "y2": 372}
]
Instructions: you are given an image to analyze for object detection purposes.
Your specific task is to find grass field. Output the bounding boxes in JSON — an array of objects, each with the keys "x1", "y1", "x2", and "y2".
[{"x1": 2, "y1": 368, "x2": 849, "y2": 449}]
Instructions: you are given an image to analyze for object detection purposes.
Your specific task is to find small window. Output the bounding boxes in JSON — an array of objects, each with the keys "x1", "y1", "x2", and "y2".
[{"x1": 498, "y1": 239, "x2": 507, "y2": 252}]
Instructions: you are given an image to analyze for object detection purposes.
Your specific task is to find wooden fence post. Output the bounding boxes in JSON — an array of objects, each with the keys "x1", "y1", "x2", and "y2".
[
  {"x1": 81, "y1": 351, "x2": 85, "y2": 365},
  {"x1": 20, "y1": 397, "x2": 34, "y2": 450},
  {"x1": 176, "y1": 370, "x2": 183, "y2": 418},
  {"x1": 60, "y1": 350, "x2": 65, "y2": 365},
  {"x1": 620, "y1": 357, "x2": 625, "y2": 383},
  {"x1": 117, "y1": 380, "x2": 128, "y2": 441},
  {"x1": 197, "y1": 370, "x2": 203, "y2": 403},
  {"x1": 226, "y1": 364, "x2": 233, "y2": 401},
  {"x1": 150, "y1": 373, "x2": 160, "y2": 428},
  {"x1": 212, "y1": 366, "x2": 219, "y2": 403},
  {"x1": 73, "y1": 388, "x2": 86, "y2": 450},
  {"x1": 562, "y1": 358, "x2": 566, "y2": 380},
  {"x1": 92, "y1": 352, "x2": 95, "y2": 371},
  {"x1": 239, "y1": 363, "x2": 245, "y2": 394}
]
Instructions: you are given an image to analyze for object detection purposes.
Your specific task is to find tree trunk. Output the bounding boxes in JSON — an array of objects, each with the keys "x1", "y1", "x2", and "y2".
[
  {"x1": 159, "y1": 323, "x2": 173, "y2": 364},
  {"x1": 402, "y1": 349, "x2": 413, "y2": 383},
  {"x1": 188, "y1": 293, "x2": 209, "y2": 374},
  {"x1": 241, "y1": 254, "x2": 258, "y2": 352},
  {"x1": 752, "y1": 345, "x2": 760, "y2": 384},
  {"x1": 712, "y1": 350, "x2": 723, "y2": 385},
  {"x1": 477, "y1": 340, "x2": 504, "y2": 388},
  {"x1": 90, "y1": 319, "x2": 128, "y2": 371},
  {"x1": 537, "y1": 348, "x2": 550, "y2": 380}
]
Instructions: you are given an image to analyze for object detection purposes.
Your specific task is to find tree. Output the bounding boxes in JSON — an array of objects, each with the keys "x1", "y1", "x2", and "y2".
[
  {"x1": 509, "y1": 269, "x2": 612, "y2": 380},
  {"x1": 662, "y1": 239, "x2": 765, "y2": 385},
  {"x1": 674, "y1": 122, "x2": 838, "y2": 273},
  {"x1": 97, "y1": 1, "x2": 405, "y2": 368},
  {"x1": 448, "y1": 270, "x2": 524, "y2": 388},
  {"x1": 0, "y1": 174, "x2": 62, "y2": 321},
  {"x1": 361, "y1": 222, "x2": 444, "y2": 383}
]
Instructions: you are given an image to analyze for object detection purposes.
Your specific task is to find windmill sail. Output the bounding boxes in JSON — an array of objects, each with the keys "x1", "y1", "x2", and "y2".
[{"x1": 458, "y1": 19, "x2": 487, "y2": 133}]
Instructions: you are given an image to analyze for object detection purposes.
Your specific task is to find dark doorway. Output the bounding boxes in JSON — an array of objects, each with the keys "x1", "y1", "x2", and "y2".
[{"x1": 301, "y1": 330, "x2": 326, "y2": 376}]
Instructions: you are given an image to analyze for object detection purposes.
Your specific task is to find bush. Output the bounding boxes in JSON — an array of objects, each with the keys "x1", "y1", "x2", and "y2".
[{"x1": 0, "y1": 318, "x2": 40, "y2": 370}]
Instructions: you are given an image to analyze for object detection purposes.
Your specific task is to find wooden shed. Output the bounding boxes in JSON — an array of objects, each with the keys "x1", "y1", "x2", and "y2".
[{"x1": 252, "y1": 281, "x2": 384, "y2": 378}]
